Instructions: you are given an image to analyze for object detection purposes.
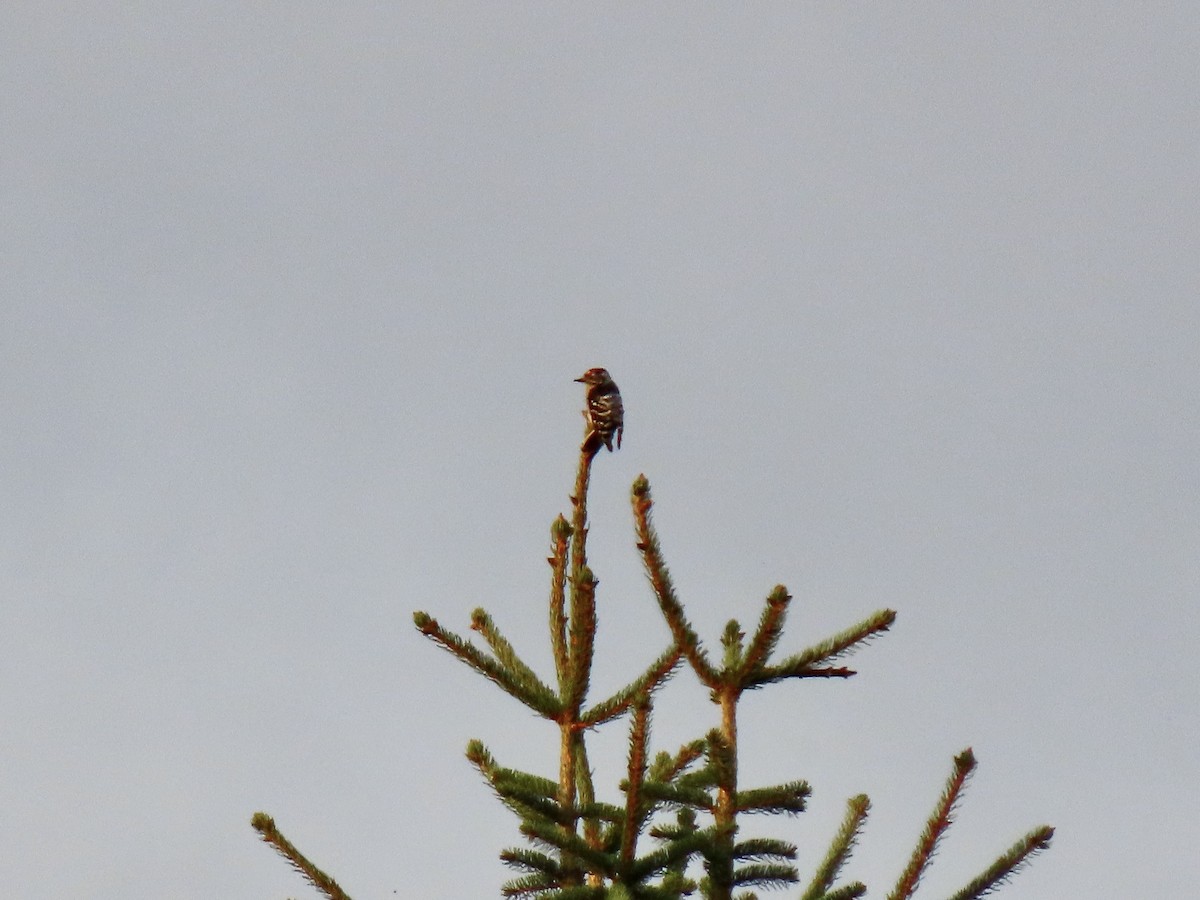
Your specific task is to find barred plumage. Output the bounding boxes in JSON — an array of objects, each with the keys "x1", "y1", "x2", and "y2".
[{"x1": 574, "y1": 367, "x2": 624, "y2": 456}]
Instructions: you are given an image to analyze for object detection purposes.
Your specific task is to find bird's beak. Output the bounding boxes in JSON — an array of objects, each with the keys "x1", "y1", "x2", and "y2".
[{"x1": 573, "y1": 376, "x2": 585, "y2": 383}]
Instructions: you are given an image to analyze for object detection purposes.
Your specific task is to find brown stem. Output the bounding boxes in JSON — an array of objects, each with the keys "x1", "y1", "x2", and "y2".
[
  {"x1": 569, "y1": 449, "x2": 594, "y2": 579},
  {"x1": 709, "y1": 685, "x2": 739, "y2": 900},
  {"x1": 557, "y1": 447, "x2": 595, "y2": 887},
  {"x1": 557, "y1": 719, "x2": 581, "y2": 886}
]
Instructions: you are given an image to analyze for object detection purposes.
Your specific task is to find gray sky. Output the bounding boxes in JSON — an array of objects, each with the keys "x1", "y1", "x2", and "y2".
[{"x1": 2, "y1": 4, "x2": 1196, "y2": 898}]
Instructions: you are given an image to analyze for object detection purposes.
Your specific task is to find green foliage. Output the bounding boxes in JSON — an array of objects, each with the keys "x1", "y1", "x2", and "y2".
[{"x1": 254, "y1": 380, "x2": 1053, "y2": 899}]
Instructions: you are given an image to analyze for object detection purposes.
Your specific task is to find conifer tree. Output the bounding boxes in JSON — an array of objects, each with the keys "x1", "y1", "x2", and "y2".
[{"x1": 254, "y1": 371, "x2": 1053, "y2": 899}]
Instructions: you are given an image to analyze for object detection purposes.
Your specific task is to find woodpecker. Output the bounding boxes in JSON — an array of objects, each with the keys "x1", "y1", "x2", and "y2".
[{"x1": 575, "y1": 367, "x2": 624, "y2": 456}]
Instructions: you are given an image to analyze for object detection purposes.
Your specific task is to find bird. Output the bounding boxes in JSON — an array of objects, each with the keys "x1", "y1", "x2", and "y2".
[{"x1": 574, "y1": 368, "x2": 624, "y2": 456}]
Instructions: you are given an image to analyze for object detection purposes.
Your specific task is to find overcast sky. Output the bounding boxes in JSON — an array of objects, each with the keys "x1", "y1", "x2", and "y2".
[{"x1": 2, "y1": 4, "x2": 1196, "y2": 899}]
